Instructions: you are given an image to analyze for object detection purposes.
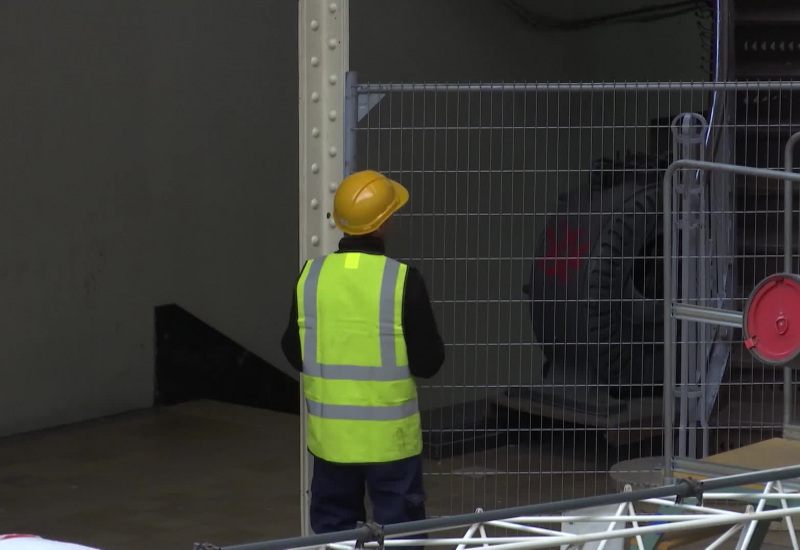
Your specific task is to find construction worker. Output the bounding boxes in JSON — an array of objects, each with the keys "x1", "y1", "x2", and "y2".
[{"x1": 281, "y1": 170, "x2": 445, "y2": 538}]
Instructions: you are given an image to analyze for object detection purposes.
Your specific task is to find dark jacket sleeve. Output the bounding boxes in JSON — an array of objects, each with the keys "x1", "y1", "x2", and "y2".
[
  {"x1": 281, "y1": 279, "x2": 303, "y2": 373},
  {"x1": 402, "y1": 267, "x2": 445, "y2": 379}
]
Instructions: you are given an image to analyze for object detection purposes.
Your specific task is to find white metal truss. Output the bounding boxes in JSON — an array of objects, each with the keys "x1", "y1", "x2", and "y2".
[
  {"x1": 298, "y1": 0, "x2": 349, "y2": 536},
  {"x1": 311, "y1": 483, "x2": 800, "y2": 550}
]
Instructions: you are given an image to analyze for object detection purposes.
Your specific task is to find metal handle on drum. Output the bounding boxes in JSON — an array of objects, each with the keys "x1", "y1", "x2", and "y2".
[
  {"x1": 670, "y1": 276, "x2": 800, "y2": 370},
  {"x1": 671, "y1": 303, "x2": 743, "y2": 329}
]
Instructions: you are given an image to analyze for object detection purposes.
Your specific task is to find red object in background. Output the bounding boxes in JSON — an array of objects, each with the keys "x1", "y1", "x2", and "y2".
[
  {"x1": 537, "y1": 221, "x2": 590, "y2": 285},
  {"x1": 744, "y1": 274, "x2": 800, "y2": 365},
  {"x1": 0, "y1": 536, "x2": 38, "y2": 541}
]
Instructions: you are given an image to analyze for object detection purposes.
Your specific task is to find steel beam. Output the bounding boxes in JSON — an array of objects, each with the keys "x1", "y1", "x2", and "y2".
[{"x1": 298, "y1": 0, "x2": 349, "y2": 536}]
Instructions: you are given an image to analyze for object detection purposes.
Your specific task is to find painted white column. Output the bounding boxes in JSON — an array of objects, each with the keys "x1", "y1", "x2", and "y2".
[{"x1": 297, "y1": 0, "x2": 349, "y2": 536}]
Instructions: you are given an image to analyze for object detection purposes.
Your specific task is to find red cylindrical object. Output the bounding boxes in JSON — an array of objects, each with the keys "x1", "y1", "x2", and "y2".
[{"x1": 743, "y1": 273, "x2": 800, "y2": 367}]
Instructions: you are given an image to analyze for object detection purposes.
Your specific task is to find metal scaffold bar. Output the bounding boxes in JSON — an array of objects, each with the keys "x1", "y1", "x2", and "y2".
[
  {"x1": 208, "y1": 465, "x2": 800, "y2": 550},
  {"x1": 355, "y1": 81, "x2": 800, "y2": 93},
  {"x1": 671, "y1": 303, "x2": 743, "y2": 328}
]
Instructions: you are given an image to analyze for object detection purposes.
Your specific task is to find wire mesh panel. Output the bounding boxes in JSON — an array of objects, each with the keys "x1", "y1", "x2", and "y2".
[{"x1": 348, "y1": 81, "x2": 800, "y2": 518}]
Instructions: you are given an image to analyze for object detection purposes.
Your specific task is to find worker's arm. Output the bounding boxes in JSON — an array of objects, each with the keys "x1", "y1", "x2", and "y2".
[
  {"x1": 280, "y1": 287, "x2": 303, "y2": 373},
  {"x1": 402, "y1": 267, "x2": 445, "y2": 379}
]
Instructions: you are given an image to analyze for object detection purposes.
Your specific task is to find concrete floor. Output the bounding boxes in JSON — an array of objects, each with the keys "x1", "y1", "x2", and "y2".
[
  {"x1": 1, "y1": 400, "x2": 618, "y2": 550},
  {"x1": 1, "y1": 401, "x2": 299, "y2": 550}
]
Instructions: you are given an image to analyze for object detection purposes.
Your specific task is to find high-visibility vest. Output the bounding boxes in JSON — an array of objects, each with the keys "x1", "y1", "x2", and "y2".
[{"x1": 297, "y1": 252, "x2": 422, "y2": 464}]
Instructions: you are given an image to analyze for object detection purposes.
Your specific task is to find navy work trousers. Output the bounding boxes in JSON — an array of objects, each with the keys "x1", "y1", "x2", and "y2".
[{"x1": 310, "y1": 454, "x2": 427, "y2": 542}]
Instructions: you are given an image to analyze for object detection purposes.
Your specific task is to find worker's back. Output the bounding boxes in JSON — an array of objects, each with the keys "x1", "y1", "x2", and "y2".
[{"x1": 299, "y1": 251, "x2": 422, "y2": 464}]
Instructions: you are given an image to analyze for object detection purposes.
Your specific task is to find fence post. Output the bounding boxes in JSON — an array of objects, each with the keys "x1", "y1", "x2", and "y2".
[
  {"x1": 671, "y1": 113, "x2": 709, "y2": 460},
  {"x1": 344, "y1": 71, "x2": 358, "y2": 177},
  {"x1": 297, "y1": 0, "x2": 349, "y2": 535}
]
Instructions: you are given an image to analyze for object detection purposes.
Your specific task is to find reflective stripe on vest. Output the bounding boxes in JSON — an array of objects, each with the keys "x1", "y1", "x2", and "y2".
[
  {"x1": 298, "y1": 252, "x2": 422, "y2": 463},
  {"x1": 305, "y1": 398, "x2": 419, "y2": 421}
]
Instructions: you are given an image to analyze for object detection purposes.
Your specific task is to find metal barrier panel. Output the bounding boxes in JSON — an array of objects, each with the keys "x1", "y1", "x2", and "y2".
[
  {"x1": 347, "y1": 80, "x2": 800, "y2": 517},
  {"x1": 662, "y1": 158, "x2": 800, "y2": 481}
]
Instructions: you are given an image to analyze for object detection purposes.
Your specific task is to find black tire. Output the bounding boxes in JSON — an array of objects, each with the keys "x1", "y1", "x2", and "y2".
[
  {"x1": 526, "y1": 161, "x2": 665, "y2": 398},
  {"x1": 584, "y1": 182, "x2": 664, "y2": 392}
]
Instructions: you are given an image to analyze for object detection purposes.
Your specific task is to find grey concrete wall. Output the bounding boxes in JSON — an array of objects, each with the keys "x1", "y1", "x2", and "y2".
[
  {"x1": 0, "y1": 0, "x2": 706, "y2": 436},
  {"x1": 0, "y1": 0, "x2": 298, "y2": 437},
  {"x1": 0, "y1": 1, "x2": 157, "y2": 436},
  {"x1": 144, "y1": 1, "x2": 299, "y2": 381}
]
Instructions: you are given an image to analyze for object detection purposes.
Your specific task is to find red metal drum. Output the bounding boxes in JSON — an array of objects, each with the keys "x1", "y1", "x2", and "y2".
[{"x1": 743, "y1": 273, "x2": 800, "y2": 368}]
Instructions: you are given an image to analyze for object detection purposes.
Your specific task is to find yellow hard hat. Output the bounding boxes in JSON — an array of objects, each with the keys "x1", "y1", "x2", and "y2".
[{"x1": 333, "y1": 170, "x2": 409, "y2": 235}]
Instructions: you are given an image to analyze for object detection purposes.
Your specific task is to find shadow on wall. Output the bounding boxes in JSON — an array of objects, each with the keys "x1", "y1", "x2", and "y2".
[{"x1": 154, "y1": 304, "x2": 300, "y2": 415}]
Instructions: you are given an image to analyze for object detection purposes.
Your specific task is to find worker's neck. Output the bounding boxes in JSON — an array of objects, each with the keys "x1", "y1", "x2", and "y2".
[{"x1": 338, "y1": 234, "x2": 386, "y2": 255}]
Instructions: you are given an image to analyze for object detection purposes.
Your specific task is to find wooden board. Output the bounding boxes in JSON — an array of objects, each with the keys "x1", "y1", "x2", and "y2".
[{"x1": 675, "y1": 438, "x2": 800, "y2": 480}]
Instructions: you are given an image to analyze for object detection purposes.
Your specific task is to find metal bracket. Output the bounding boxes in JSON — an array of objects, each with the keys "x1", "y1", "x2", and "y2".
[
  {"x1": 355, "y1": 522, "x2": 385, "y2": 550},
  {"x1": 357, "y1": 92, "x2": 385, "y2": 123},
  {"x1": 676, "y1": 478, "x2": 705, "y2": 507},
  {"x1": 783, "y1": 422, "x2": 800, "y2": 441}
]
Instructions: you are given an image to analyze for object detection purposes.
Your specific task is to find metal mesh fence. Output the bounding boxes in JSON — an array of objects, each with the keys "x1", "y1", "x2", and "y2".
[{"x1": 348, "y1": 81, "x2": 800, "y2": 518}]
